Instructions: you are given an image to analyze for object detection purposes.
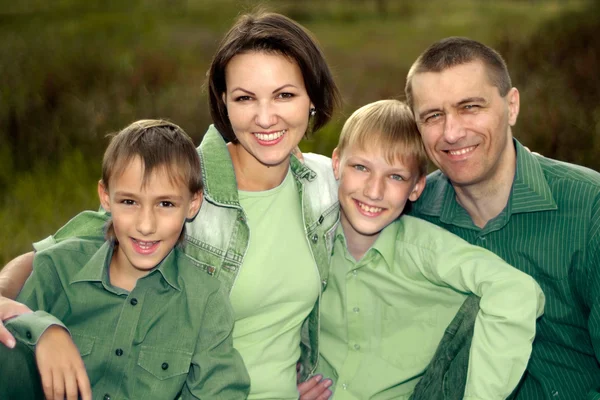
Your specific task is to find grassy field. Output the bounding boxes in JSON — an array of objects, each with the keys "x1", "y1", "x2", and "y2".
[{"x1": 0, "y1": 0, "x2": 594, "y2": 265}]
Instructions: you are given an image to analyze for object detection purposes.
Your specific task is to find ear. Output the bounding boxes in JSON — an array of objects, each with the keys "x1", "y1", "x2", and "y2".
[
  {"x1": 506, "y1": 87, "x2": 520, "y2": 126},
  {"x1": 331, "y1": 147, "x2": 341, "y2": 180},
  {"x1": 98, "y1": 180, "x2": 111, "y2": 213},
  {"x1": 186, "y1": 191, "x2": 203, "y2": 220},
  {"x1": 408, "y1": 174, "x2": 426, "y2": 202}
]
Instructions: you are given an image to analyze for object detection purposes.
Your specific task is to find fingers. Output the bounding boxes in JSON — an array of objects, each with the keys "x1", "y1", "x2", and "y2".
[
  {"x1": 64, "y1": 368, "x2": 79, "y2": 400},
  {"x1": 0, "y1": 322, "x2": 16, "y2": 348},
  {"x1": 52, "y1": 369, "x2": 66, "y2": 400},
  {"x1": 76, "y1": 364, "x2": 92, "y2": 400},
  {"x1": 298, "y1": 375, "x2": 333, "y2": 400},
  {"x1": 40, "y1": 366, "x2": 55, "y2": 400}
]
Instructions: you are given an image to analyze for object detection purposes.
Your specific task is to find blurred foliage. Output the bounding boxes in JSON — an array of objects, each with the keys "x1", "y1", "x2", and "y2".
[{"x1": 0, "y1": 0, "x2": 595, "y2": 265}]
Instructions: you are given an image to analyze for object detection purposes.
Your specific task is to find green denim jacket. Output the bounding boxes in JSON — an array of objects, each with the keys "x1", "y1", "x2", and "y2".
[{"x1": 35, "y1": 125, "x2": 340, "y2": 380}]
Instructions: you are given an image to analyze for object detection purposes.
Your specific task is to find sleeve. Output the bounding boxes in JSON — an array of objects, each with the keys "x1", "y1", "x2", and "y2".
[
  {"x1": 584, "y1": 193, "x2": 600, "y2": 371},
  {"x1": 33, "y1": 210, "x2": 108, "y2": 252},
  {"x1": 414, "y1": 230, "x2": 545, "y2": 400},
  {"x1": 8, "y1": 254, "x2": 71, "y2": 348},
  {"x1": 180, "y1": 288, "x2": 250, "y2": 400}
]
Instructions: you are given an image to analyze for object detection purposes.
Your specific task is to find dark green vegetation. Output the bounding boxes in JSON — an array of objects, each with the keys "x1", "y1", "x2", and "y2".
[{"x1": 1, "y1": 0, "x2": 596, "y2": 265}]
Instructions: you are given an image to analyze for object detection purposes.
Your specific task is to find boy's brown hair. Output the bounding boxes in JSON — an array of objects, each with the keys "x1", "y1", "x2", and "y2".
[
  {"x1": 102, "y1": 119, "x2": 202, "y2": 194},
  {"x1": 336, "y1": 100, "x2": 428, "y2": 177}
]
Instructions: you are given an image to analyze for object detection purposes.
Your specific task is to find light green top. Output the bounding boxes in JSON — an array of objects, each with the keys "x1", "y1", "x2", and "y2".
[
  {"x1": 411, "y1": 139, "x2": 600, "y2": 398},
  {"x1": 8, "y1": 237, "x2": 250, "y2": 399},
  {"x1": 232, "y1": 170, "x2": 320, "y2": 399},
  {"x1": 318, "y1": 215, "x2": 545, "y2": 400}
]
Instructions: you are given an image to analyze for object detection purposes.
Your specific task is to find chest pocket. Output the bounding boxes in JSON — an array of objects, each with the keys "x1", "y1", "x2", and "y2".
[
  {"x1": 134, "y1": 346, "x2": 193, "y2": 396},
  {"x1": 71, "y1": 333, "x2": 95, "y2": 357},
  {"x1": 138, "y1": 346, "x2": 193, "y2": 380}
]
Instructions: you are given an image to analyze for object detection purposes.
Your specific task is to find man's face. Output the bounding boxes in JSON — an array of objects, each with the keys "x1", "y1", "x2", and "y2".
[{"x1": 411, "y1": 61, "x2": 519, "y2": 188}]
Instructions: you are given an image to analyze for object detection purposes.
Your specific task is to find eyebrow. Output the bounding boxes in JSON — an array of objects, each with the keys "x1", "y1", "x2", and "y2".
[
  {"x1": 113, "y1": 191, "x2": 184, "y2": 201},
  {"x1": 230, "y1": 84, "x2": 299, "y2": 95}
]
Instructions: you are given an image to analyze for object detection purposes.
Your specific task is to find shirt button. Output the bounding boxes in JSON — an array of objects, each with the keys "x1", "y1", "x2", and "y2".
[
  {"x1": 551, "y1": 390, "x2": 558, "y2": 397},
  {"x1": 342, "y1": 383, "x2": 348, "y2": 390},
  {"x1": 104, "y1": 394, "x2": 111, "y2": 400},
  {"x1": 311, "y1": 233, "x2": 319, "y2": 243},
  {"x1": 130, "y1": 298, "x2": 138, "y2": 306},
  {"x1": 26, "y1": 331, "x2": 32, "y2": 339},
  {"x1": 115, "y1": 348, "x2": 123, "y2": 356},
  {"x1": 162, "y1": 362, "x2": 169, "y2": 370},
  {"x1": 352, "y1": 270, "x2": 358, "y2": 276},
  {"x1": 354, "y1": 344, "x2": 360, "y2": 350},
  {"x1": 353, "y1": 307, "x2": 360, "y2": 313}
]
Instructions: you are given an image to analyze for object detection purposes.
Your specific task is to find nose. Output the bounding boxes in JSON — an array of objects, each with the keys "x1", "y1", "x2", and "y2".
[
  {"x1": 442, "y1": 113, "x2": 466, "y2": 144},
  {"x1": 136, "y1": 207, "x2": 157, "y2": 236},
  {"x1": 364, "y1": 175, "x2": 384, "y2": 201},
  {"x1": 255, "y1": 101, "x2": 277, "y2": 128}
]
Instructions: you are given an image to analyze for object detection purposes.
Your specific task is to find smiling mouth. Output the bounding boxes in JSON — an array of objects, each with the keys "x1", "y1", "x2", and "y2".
[
  {"x1": 253, "y1": 129, "x2": 287, "y2": 141},
  {"x1": 131, "y1": 238, "x2": 160, "y2": 254},
  {"x1": 446, "y1": 145, "x2": 477, "y2": 156}
]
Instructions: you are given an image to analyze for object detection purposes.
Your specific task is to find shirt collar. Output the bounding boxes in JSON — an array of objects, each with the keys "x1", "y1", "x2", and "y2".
[
  {"x1": 70, "y1": 240, "x2": 181, "y2": 291},
  {"x1": 198, "y1": 124, "x2": 318, "y2": 206},
  {"x1": 413, "y1": 138, "x2": 557, "y2": 225},
  {"x1": 333, "y1": 218, "x2": 399, "y2": 269}
]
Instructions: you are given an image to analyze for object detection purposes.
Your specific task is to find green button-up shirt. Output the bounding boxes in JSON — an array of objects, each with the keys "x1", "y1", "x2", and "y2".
[
  {"x1": 411, "y1": 139, "x2": 600, "y2": 400},
  {"x1": 318, "y1": 216, "x2": 544, "y2": 400},
  {"x1": 8, "y1": 237, "x2": 250, "y2": 400}
]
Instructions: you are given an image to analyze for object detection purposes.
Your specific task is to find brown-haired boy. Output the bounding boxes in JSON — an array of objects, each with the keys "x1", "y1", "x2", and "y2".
[
  {"x1": 316, "y1": 100, "x2": 545, "y2": 399},
  {"x1": 0, "y1": 120, "x2": 250, "y2": 399}
]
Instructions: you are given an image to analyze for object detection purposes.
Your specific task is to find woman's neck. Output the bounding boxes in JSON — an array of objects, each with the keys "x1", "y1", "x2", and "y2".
[{"x1": 227, "y1": 142, "x2": 291, "y2": 191}]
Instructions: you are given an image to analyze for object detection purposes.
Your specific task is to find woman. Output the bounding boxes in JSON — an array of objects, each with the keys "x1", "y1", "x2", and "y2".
[{"x1": 0, "y1": 11, "x2": 340, "y2": 400}]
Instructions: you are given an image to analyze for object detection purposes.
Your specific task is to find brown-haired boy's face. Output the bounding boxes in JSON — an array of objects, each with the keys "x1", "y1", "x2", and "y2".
[
  {"x1": 332, "y1": 143, "x2": 425, "y2": 243},
  {"x1": 98, "y1": 157, "x2": 201, "y2": 281}
]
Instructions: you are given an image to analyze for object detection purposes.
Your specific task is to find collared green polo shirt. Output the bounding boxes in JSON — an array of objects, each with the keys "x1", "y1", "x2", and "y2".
[
  {"x1": 318, "y1": 216, "x2": 544, "y2": 400},
  {"x1": 7, "y1": 238, "x2": 250, "y2": 399},
  {"x1": 411, "y1": 139, "x2": 600, "y2": 399}
]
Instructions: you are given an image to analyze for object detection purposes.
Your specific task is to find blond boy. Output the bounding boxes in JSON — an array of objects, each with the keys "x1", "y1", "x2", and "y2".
[
  {"x1": 0, "y1": 120, "x2": 249, "y2": 399},
  {"x1": 317, "y1": 100, "x2": 544, "y2": 399}
]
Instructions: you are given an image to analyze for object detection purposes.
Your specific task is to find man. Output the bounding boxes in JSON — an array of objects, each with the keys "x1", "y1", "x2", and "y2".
[{"x1": 406, "y1": 37, "x2": 600, "y2": 399}]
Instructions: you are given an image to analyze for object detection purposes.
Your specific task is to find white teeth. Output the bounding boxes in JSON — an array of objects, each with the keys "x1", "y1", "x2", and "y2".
[
  {"x1": 134, "y1": 239, "x2": 157, "y2": 249},
  {"x1": 358, "y1": 202, "x2": 383, "y2": 213},
  {"x1": 448, "y1": 146, "x2": 475, "y2": 156},
  {"x1": 254, "y1": 130, "x2": 286, "y2": 141}
]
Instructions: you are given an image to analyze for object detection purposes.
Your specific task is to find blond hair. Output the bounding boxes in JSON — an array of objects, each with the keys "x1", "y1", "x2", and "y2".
[{"x1": 337, "y1": 100, "x2": 427, "y2": 177}]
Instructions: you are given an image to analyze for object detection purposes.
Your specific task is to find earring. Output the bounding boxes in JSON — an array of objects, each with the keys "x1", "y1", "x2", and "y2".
[{"x1": 309, "y1": 108, "x2": 316, "y2": 117}]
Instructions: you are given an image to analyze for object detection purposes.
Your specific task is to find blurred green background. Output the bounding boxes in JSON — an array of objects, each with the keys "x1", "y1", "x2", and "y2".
[{"x1": 1, "y1": 0, "x2": 599, "y2": 265}]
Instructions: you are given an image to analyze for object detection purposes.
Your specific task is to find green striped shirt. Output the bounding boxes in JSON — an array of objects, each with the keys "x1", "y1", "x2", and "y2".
[{"x1": 410, "y1": 139, "x2": 600, "y2": 400}]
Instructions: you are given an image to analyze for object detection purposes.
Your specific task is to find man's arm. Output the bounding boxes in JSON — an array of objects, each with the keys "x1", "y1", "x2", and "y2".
[
  {"x1": 416, "y1": 230, "x2": 545, "y2": 399},
  {"x1": 0, "y1": 252, "x2": 35, "y2": 347},
  {"x1": 0, "y1": 252, "x2": 34, "y2": 300}
]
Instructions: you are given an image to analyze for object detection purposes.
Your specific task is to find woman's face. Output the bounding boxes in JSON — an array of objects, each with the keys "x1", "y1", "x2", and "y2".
[{"x1": 223, "y1": 51, "x2": 313, "y2": 169}]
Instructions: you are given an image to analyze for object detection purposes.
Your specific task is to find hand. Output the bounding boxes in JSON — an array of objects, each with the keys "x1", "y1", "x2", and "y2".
[
  {"x1": 298, "y1": 374, "x2": 333, "y2": 400},
  {"x1": 0, "y1": 296, "x2": 32, "y2": 348},
  {"x1": 36, "y1": 326, "x2": 92, "y2": 400}
]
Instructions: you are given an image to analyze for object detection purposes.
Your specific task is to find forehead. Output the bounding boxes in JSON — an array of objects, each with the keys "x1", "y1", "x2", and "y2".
[
  {"x1": 225, "y1": 51, "x2": 304, "y2": 88},
  {"x1": 411, "y1": 61, "x2": 497, "y2": 106},
  {"x1": 111, "y1": 157, "x2": 189, "y2": 193}
]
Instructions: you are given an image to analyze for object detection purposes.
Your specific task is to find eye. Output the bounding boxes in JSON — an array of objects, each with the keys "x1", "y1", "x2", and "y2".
[
  {"x1": 424, "y1": 113, "x2": 442, "y2": 123},
  {"x1": 159, "y1": 201, "x2": 175, "y2": 208},
  {"x1": 352, "y1": 164, "x2": 368, "y2": 172},
  {"x1": 390, "y1": 174, "x2": 405, "y2": 181},
  {"x1": 120, "y1": 199, "x2": 136, "y2": 206},
  {"x1": 276, "y1": 92, "x2": 294, "y2": 100},
  {"x1": 234, "y1": 95, "x2": 252, "y2": 102}
]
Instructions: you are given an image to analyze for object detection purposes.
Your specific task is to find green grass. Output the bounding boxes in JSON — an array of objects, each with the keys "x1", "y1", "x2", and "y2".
[{"x1": 0, "y1": 0, "x2": 592, "y2": 265}]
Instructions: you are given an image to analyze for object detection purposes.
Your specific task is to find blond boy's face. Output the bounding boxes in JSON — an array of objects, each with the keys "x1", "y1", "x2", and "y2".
[
  {"x1": 98, "y1": 156, "x2": 201, "y2": 279},
  {"x1": 332, "y1": 143, "x2": 425, "y2": 241}
]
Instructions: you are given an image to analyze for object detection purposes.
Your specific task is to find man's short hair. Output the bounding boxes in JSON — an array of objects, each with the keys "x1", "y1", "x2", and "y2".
[{"x1": 405, "y1": 37, "x2": 512, "y2": 110}]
